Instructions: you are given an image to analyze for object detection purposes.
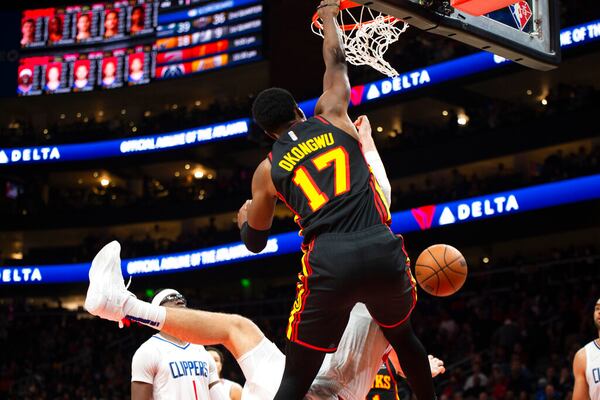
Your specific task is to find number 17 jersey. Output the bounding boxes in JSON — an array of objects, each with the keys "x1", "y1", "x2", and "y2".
[{"x1": 270, "y1": 116, "x2": 391, "y2": 244}]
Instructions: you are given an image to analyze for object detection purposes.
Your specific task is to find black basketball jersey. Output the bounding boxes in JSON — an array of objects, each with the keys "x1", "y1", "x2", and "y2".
[
  {"x1": 270, "y1": 116, "x2": 391, "y2": 243},
  {"x1": 367, "y1": 359, "x2": 408, "y2": 400}
]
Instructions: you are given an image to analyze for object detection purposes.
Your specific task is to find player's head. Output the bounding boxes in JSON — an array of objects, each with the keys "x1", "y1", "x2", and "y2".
[
  {"x1": 47, "y1": 66, "x2": 60, "y2": 82},
  {"x1": 48, "y1": 16, "x2": 63, "y2": 36},
  {"x1": 594, "y1": 297, "x2": 600, "y2": 331},
  {"x1": 131, "y1": 57, "x2": 143, "y2": 73},
  {"x1": 131, "y1": 6, "x2": 144, "y2": 28},
  {"x1": 252, "y1": 87, "x2": 306, "y2": 139},
  {"x1": 151, "y1": 288, "x2": 187, "y2": 309},
  {"x1": 206, "y1": 347, "x2": 224, "y2": 375},
  {"x1": 104, "y1": 61, "x2": 116, "y2": 77},
  {"x1": 19, "y1": 68, "x2": 32, "y2": 86},
  {"x1": 78, "y1": 14, "x2": 91, "y2": 33},
  {"x1": 105, "y1": 10, "x2": 118, "y2": 33},
  {"x1": 22, "y1": 19, "x2": 34, "y2": 38},
  {"x1": 75, "y1": 64, "x2": 89, "y2": 80}
]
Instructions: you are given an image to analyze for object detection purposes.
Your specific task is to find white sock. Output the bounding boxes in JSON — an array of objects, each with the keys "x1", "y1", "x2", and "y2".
[{"x1": 123, "y1": 297, "x2": 166, "y2": 330}]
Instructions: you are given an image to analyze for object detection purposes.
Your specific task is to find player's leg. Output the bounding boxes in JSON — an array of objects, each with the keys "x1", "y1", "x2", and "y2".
[
  {"x1": 379, "y1": 321, "x2": 437, "y2": 400},
  {"x1": 364, "y1": 233, "x2": 436, "y2": 400},
  {"x1": 272, "y1": 239, "x2": 354, "y2": 400},
  {"x1": 85, "y1": 241, "x2": 264, "y2": 359},
  {"x1": 272, "y1": 341, "x2": 327, "y2": 400}
]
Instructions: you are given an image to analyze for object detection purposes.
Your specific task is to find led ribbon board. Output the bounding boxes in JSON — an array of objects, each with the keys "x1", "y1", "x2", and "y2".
[
  {"x1": 0, "y1": 119, "x2": 249, "y2": 166},
  {"x1": 3, "y1": 19, "x2": 599, "y2": 166},
  {"x1": 2, "y1": 173, "x2": 599, "y2": 285}
]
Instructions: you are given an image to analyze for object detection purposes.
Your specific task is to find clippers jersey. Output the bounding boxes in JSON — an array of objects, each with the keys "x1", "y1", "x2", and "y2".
[
  {"x1": 584, "y1": 340, "x2": 600, "y2": 400},
  {"x1": 131, "y1": 334, "x2": 219, "y2": 400},
  {"x1": 270, "y1": 116, "x2": 391, "y2": 243}
]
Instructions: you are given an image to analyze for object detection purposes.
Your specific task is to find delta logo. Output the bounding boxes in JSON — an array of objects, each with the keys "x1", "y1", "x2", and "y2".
[
  {"x1": 438, "y1": 195, "x2": 520, "y2": 226},
  {"x1": 410, "y1": 194, "x2": 520, "y2": 230},
  {"x1": 0, "y1": 147, "x2": 60, "y2": 165}
]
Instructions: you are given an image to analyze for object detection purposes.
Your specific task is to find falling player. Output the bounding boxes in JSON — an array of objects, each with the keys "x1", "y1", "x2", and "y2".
[
  {"x1": 207, "y1": 347, "x2": 243, "y2": 400},
  {"x1": 130, "y1": 288, "x2": 229, "y2": 400},
  {"x1": 240, "y1": 0, "x2": 436, "y2": 398},
  {"x1": 85, "y1": 244, "x2": 445, "y2": 400},
  {"x1": 572, "y1": 297, "x2": 600, "y2": 400}
]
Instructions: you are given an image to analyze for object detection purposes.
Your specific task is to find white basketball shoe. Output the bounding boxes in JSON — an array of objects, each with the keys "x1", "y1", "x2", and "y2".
[{"x1": 84, "y1": 241, "x2": 133, "y2": 326}]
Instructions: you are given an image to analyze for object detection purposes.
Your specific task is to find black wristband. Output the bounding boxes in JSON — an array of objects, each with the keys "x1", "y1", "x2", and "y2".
[{"x1": 240, "y1": 222, "x2": 270, "y2": 254}]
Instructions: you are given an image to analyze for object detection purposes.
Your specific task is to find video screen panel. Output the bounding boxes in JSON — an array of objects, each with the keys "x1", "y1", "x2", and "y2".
[
  {"x1": 17, "y1": 0, "x2": 263, "y2": 96},
  {"x1": 20, "y1": 1, "x2": 157, "y2": 49}
]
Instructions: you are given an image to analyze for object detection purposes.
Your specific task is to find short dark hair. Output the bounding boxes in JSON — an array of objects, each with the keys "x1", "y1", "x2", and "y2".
[
  {"x1": 252, "y1": 87, "x2": 298, "y2": 133},
  {"x1": 206, "y1": 347, "x2": 224, "y2": 363}
]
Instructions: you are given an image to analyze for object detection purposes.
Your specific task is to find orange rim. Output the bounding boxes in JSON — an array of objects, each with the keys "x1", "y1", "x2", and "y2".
[{"x1": 312, "y1": 0, "x2": 400, "y2": 31}]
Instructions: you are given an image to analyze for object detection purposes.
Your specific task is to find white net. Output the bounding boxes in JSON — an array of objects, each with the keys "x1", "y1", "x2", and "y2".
[{"x1": 312, "y1": 4, "x2": 409, "y2": 78}]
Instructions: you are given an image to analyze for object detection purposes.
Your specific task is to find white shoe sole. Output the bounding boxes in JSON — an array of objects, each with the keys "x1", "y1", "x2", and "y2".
[{"x1": 84, "y1": 241, "x2": 122, "y2": 319}]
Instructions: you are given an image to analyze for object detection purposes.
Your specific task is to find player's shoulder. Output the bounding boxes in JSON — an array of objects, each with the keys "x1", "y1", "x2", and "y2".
[
  {"x1": 573, "y1": 346, "x2": 587, "y2": 371},
  {"x1": 134, "y1": 335, "x2": 163, "y2": 354}
]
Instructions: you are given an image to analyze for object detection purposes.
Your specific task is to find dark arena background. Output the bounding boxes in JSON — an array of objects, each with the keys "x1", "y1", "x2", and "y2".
[{"x1": 1, "y1": 0, "x2": 600, "y2": 399}]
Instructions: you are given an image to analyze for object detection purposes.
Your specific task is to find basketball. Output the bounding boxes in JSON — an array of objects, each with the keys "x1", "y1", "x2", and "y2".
[{"x1": 415, "y1": 244, "x2": 468, "y2": 297}]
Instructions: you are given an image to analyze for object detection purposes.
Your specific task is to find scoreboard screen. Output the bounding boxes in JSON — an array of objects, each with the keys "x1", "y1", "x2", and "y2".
[{"x1": 17, "y1": 0, "x2": 263, "y2": 96}]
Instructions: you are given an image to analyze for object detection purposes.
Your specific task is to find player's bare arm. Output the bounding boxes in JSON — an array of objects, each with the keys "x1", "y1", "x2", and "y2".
[
  {"x1": 237, "y1": 158, "x2": 278, "y2": 253},
  {"x1": 313, "y1": 0, "x2": 358, "y2": 139},
  {"x1": 131, "y1": 381, "x2": 153, "y2": 400},
  {"x1": 230, "y1": 381, "x2": 243, "y2": 400},
  {"x1": 355, "y1": 115, "x2": 391, "y2": 203},
  {"x1": 573, "y1": 347, "x2": 591, "y2": 400}
]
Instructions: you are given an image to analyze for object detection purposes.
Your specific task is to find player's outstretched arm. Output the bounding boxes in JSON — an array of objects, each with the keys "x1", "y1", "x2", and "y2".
[
  {"x1": 572, "y1": 348, "x2": 591, "y2": 400},
  {"x1": 238, "y1": 158, "x2": 277, "y2": 253},
  {"x1": 355, "y1": 115, "x2": 391, "y2": 204},
  {"x1": 314, "y1": 0, "x2": 357, "y2": 138},
  {"x1": 162, "y1": 307, "x2": 265, "y2": 360}
]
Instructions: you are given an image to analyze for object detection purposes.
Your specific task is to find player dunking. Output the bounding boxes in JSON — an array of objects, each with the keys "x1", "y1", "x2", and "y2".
[
  {"x1": 572, "y1": 297, "x2": 600, "y2": 400},
  {"x1": 238, "y1": 1, "x2": 436, "y2": 398},
  {"x1": 85, "y1": 115, "x2": 445, "y2": 399}
]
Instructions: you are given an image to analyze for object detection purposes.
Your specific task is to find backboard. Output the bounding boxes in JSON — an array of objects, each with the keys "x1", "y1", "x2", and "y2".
[{"x1": 357, "y1": 0, "x2": 561, "y2": 70}]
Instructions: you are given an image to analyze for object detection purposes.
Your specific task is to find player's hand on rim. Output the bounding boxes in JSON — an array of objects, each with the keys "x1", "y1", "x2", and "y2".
[{"x1": 317, "y1": 0, "x2": 341, "y2": 19}]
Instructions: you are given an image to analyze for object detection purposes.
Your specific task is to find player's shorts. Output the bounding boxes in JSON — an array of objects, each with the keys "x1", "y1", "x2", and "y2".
[
  {"x1": 286, "y1": 224, "x2": 417, "y2": 352},
  {"x1": 237, "y1": 337, "x2": 285, "y2": 400}
]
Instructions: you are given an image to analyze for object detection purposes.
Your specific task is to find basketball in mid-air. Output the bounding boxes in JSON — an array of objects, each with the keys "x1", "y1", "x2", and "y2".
[{"x1": 415, "y1": 244, "x2": 468, "y2": 297}]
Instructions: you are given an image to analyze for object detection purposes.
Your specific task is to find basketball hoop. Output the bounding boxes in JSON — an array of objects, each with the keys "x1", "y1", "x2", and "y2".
[{"x1": 311, "y1": 1, "x2": 408, "y2": 78}]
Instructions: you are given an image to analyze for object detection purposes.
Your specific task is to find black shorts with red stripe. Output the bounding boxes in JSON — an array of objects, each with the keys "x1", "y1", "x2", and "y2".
[{"x1": 286, "y1": 224, "x2": 417, "y2": 352}]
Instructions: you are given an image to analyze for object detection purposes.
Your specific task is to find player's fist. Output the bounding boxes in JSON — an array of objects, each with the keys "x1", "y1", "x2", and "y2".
[
  {"x1": 317, "y1": 0, "x2": 341, "y2": 19},
  {"x1": 428, "y1": 355, "x2": 446, "y2": 378},
  {"x1": 354, "y1": 115, "x2": 376, "y2": 152},
  {"x1": 354, "y1": 115, "x2": 372, "y2": 138},
  {"x1": 237, "y1": 200, "x2": 252, "y2": 229}
]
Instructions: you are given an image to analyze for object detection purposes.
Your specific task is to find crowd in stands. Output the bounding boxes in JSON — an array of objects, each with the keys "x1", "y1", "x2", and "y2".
[{"x1": 1, "y1": 244, "x2": 598, "y2": 399}]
